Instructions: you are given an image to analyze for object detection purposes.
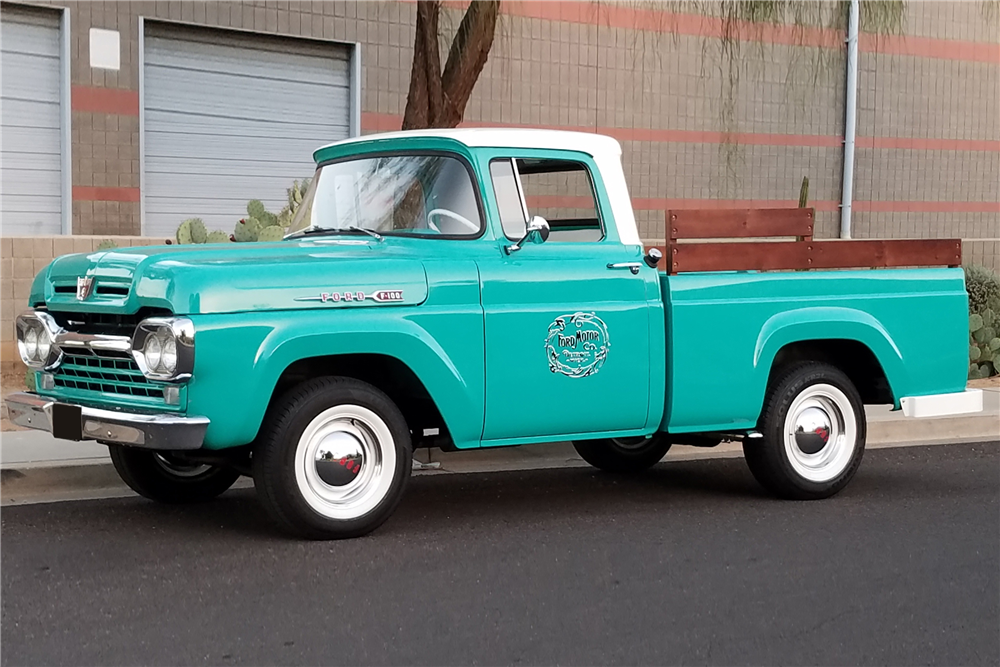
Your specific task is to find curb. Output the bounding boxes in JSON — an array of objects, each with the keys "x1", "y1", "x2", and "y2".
[{"x1": 3, "y1": 420, "x2": 998, "y2": 506}]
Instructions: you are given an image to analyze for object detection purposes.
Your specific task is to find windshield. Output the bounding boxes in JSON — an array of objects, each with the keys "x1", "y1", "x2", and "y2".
[{"x1": 286, "y1": 154, "x2": 482, "y2": 237}]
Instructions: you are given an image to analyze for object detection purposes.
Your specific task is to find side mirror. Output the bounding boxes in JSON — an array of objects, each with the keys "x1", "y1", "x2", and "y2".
[{"x1": 505, "y1": 216, "x2": 550, "y2": 254}]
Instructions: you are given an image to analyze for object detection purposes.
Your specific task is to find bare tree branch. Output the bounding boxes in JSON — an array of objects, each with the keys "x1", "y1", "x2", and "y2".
[
  {"x1": 402, "y1": 1, "x2": 445, "y2": 130},
  {"x1": 403, "y1": 0, "x2": 501, "y2": 130},
  {"x1": 439, "y1": 0, "x2": 501, "y2": 127}
]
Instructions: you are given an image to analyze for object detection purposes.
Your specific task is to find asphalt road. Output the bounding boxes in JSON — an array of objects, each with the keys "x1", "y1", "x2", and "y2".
[{"x1": 2, "y1": 442, "x2": 998, "y2": 667}]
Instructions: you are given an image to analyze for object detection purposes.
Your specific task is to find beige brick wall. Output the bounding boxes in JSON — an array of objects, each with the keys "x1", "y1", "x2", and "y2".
[
  {"x1": 7, "y1": 0, "x2": 991, "y2": 240},
  {"x1": 2, "y1": 1, "x2": 996, "y2": 296}
]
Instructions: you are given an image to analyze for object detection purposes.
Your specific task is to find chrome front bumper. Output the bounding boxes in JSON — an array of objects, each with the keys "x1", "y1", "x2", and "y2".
[{"x1": 4, "y1": 392, "x2": 208, "y2": 450}]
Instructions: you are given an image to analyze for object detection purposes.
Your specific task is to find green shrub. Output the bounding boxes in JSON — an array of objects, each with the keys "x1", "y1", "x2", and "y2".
[{"x1": 966, "y1": 265, "x2": 1000, "y2": 379}]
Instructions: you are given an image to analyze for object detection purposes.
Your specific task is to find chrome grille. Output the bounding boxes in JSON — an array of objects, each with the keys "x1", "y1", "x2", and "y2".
[{"x1": 54, "y1": 348, "x2": 162, "y2": 399}]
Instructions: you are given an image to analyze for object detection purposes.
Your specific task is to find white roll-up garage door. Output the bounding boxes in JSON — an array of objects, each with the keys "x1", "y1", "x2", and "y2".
[
  {"x1": 143, "y1": 26, "x2": 353, "y2": 236},
  {"x1": 1, "y1": 8, "x2": 64, "y2": 236}
]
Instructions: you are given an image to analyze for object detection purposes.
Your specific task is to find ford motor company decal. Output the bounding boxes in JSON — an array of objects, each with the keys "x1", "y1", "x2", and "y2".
[
  {"x1": 545, "y1": 312, "x2": 610, "y2": 378},
  {"x1": 295, "y1": 289, "x2": 404, "y2": 304}
]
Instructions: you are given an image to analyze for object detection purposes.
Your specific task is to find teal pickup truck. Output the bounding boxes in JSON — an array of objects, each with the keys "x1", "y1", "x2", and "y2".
[{"x1": 7, "y1": 129, "x2": 983, "y2": 539}]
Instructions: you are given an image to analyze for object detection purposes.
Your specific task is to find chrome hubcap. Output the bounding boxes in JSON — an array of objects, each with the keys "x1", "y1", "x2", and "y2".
[
  {"x1": 314, "y1": 431, "x2": 366, "y2": 487},
  {"x1": 154, "y1": 453, "x2": 211, "y2": 478},
  {"x1": 783, "y1": 383, "x2": 857, "y2": 483},
  {"x1": 294, "y1": 404, "x2": 396, "y2": 520},
  {"x1": 793, "y1": 406, "x2": 832, "y2": 455},
  {"x1": 611, "y1": 436, "x2": 650, "y2": 451}
]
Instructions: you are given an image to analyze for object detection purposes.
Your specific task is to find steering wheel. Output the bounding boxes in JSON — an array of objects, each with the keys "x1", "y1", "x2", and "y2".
[{"x1": 427, "y1": 208, "x2": 479, "y2": 234}]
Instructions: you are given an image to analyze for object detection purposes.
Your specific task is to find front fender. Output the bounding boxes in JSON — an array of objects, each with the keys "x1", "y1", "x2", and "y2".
[{"x1": 186, "y1": 308, "x2": 484, "y2": 449}]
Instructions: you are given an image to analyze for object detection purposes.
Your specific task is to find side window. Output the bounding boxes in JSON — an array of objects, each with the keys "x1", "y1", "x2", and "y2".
[
  {"x1": 517, "y1": 159, "x2": 603, "y2": 242},
  {"x1": 489, "y1": 157, "x2": 604, "y2": 242},
  {"x1": 489, "y1": 159, "x2": 527, "y2": 239}
]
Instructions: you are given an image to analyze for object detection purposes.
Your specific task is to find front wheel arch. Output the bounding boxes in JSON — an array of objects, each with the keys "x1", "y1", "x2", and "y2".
[{"x1": 265, "y1": 354, "x2": 449, "y2": 449}]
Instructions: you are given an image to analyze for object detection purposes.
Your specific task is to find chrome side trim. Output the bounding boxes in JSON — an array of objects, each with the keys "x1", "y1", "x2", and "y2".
[{"x1": 4, "y1": 392, "x2": 208, "y2": 450}]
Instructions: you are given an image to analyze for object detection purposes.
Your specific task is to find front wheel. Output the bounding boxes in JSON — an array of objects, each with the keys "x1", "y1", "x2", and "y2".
[
  {"x1": 743, "y1": 362, "x2": 866, "y2": 499},
  {"x1": 109, "y1": 446, "x2": 240, "y2": 503},
  {"x1": 253, "y1": 377, "x2": 412, "y2": 539},
  {"x1": 572, "y1": 435, "x2": 672, "y2": 473}
]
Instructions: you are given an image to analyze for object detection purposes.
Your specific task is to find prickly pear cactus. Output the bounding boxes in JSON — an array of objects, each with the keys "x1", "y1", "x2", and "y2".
[
  {"x1": 233, "y1": 218, "x2": 260, "y2": 242},
  {"x1": 176, "y1": 219, "x2": 193, "y2": 244},
  {"x1": 247, "y1": 200, "x2": 267, "y2": 220},
  {"x1": 176, "y1": 218, "x2": 208, "y2": 244},
  {"x1": 288, "y1": 179, "x2": 310, "y2": 209},
  {"x1": 967, "y1": 268, "x2": 1000, "y2": 378},
  {"x1": 206, "y1": 230, "x2": 231, "y2": 243},
  {"x1": 190, "y1": 218, "x2": 208, "y2": 243},
  {"x1": 96, "y1": 239, "x2": 118, "y2": 251},
  {"x1": 257, "y1": 226, "x2": 285, "y2": 243}
]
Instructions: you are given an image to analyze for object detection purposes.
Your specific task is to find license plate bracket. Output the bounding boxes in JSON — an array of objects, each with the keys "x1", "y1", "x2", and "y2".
[{"x1": 51, "y1": 403, "x2": 83, "y2": 441}]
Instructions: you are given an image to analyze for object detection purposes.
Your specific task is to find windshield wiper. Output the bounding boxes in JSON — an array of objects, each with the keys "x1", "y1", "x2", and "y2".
[
  {"x1": 284, "y1": 226, "x2": 384, "y2": 242},
  {"x1": 348, "y1": 226, "x2": 384, "y2": 242}
]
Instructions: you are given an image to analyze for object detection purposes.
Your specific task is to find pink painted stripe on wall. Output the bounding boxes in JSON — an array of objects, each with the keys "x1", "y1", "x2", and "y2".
[
  {"x1": 73, "y1": 186, "x2": 140, "y2": 203},
  {"x1": 488, "y1": 1, "x2": 1000, "y2": 64},
  {"x1": 362, "y1": 113, "x2": 1000, "y2": 153},
  {"x1": 71, "y1": 86, "x2": 140, "y2": 116},
  {"x1": 858, "y1": 136, "x2": 1000, "y2": 152},
  {"x1": 853, "y1": 200, "x2": 1000, "y2": 214},
  {"x1": 526, "y1": 196, "x2": 999, "y2": 215}
]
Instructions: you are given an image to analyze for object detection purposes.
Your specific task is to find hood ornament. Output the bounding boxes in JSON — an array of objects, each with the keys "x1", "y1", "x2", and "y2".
[{"x1": 76, "y1": 276, "x2": 94, "y2": 300}]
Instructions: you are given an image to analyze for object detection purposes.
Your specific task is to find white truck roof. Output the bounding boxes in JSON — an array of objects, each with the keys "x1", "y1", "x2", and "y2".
[{"x1": 317, "y1": 129, "x2": 641, "y2": 246}]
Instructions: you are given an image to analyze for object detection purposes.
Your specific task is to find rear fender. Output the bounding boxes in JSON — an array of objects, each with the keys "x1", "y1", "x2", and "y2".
[{"x1": 753, "y1": 307, "x2": 906, "y2": 409}]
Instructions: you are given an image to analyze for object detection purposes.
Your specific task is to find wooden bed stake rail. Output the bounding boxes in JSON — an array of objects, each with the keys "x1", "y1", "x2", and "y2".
[{"x1": 657, "y1": 208, "x2": 962, "y2": 274}]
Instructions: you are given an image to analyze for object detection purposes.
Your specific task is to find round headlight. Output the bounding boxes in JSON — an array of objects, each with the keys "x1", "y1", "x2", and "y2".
[
  {"x1": 36, "y1": 327, "x2": 51, "y2": 361},
  {"x1": 144, "y1": 335, "x2": 162, "y2": 371},
  {"x1": 24, "y1": 327, "x2": 39, "y2": 360},
  {"x1": 160, "y1": 336, "x2": 177, "y2": 374}
]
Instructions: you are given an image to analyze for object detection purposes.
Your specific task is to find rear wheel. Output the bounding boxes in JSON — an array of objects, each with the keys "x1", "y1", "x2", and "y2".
[
  {"x1": 572, "y1": 435, "x2": 672, "y2": 473},
  {"x1": 743, "y1": 362, "x2": 866, "y2": 499},
  {"x1": 253, "y1": 377, "x2": 412, "y2": 539},
  {"x1": 109, "y1": 446, "x2": 240, "y2": 503}
]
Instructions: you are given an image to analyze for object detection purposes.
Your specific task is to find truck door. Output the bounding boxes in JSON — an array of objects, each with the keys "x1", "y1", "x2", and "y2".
[{"x1": 479, "y1": 154, "x2": 652, "y2": 442}]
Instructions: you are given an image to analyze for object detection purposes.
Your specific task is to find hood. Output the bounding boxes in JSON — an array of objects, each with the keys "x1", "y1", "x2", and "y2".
[{"x1": 34, "y1": 239, "x2": 429, "y2": 315}]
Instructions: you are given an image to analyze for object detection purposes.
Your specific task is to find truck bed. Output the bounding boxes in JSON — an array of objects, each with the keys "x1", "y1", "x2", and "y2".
[{"x1": 658, "y1": 267, "x2": 969, "y2": 434}]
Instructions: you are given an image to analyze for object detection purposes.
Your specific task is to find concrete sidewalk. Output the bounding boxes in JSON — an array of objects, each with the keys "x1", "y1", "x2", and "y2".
[{"x1": 2, "y1": 388, "x2": 997, "y2": 505}]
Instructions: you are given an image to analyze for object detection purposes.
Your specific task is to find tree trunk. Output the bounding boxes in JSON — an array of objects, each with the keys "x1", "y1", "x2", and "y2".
[{"x1": 402, "y1": 0, "x2": 501, "y2": 131}]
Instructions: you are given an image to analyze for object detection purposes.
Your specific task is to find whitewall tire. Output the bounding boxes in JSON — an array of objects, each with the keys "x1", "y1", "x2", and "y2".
[
  {"x1": 744, "y1": 362, "x2": 867, "y2": 499},
  {"x1": 254, "y1": 377, "x2": 412, "y2": 539}
]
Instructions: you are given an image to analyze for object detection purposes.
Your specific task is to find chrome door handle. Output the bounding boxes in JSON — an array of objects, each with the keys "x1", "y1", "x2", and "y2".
[{"x1": 607, "y1": 262, "x2": 642, "y2": 275}]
